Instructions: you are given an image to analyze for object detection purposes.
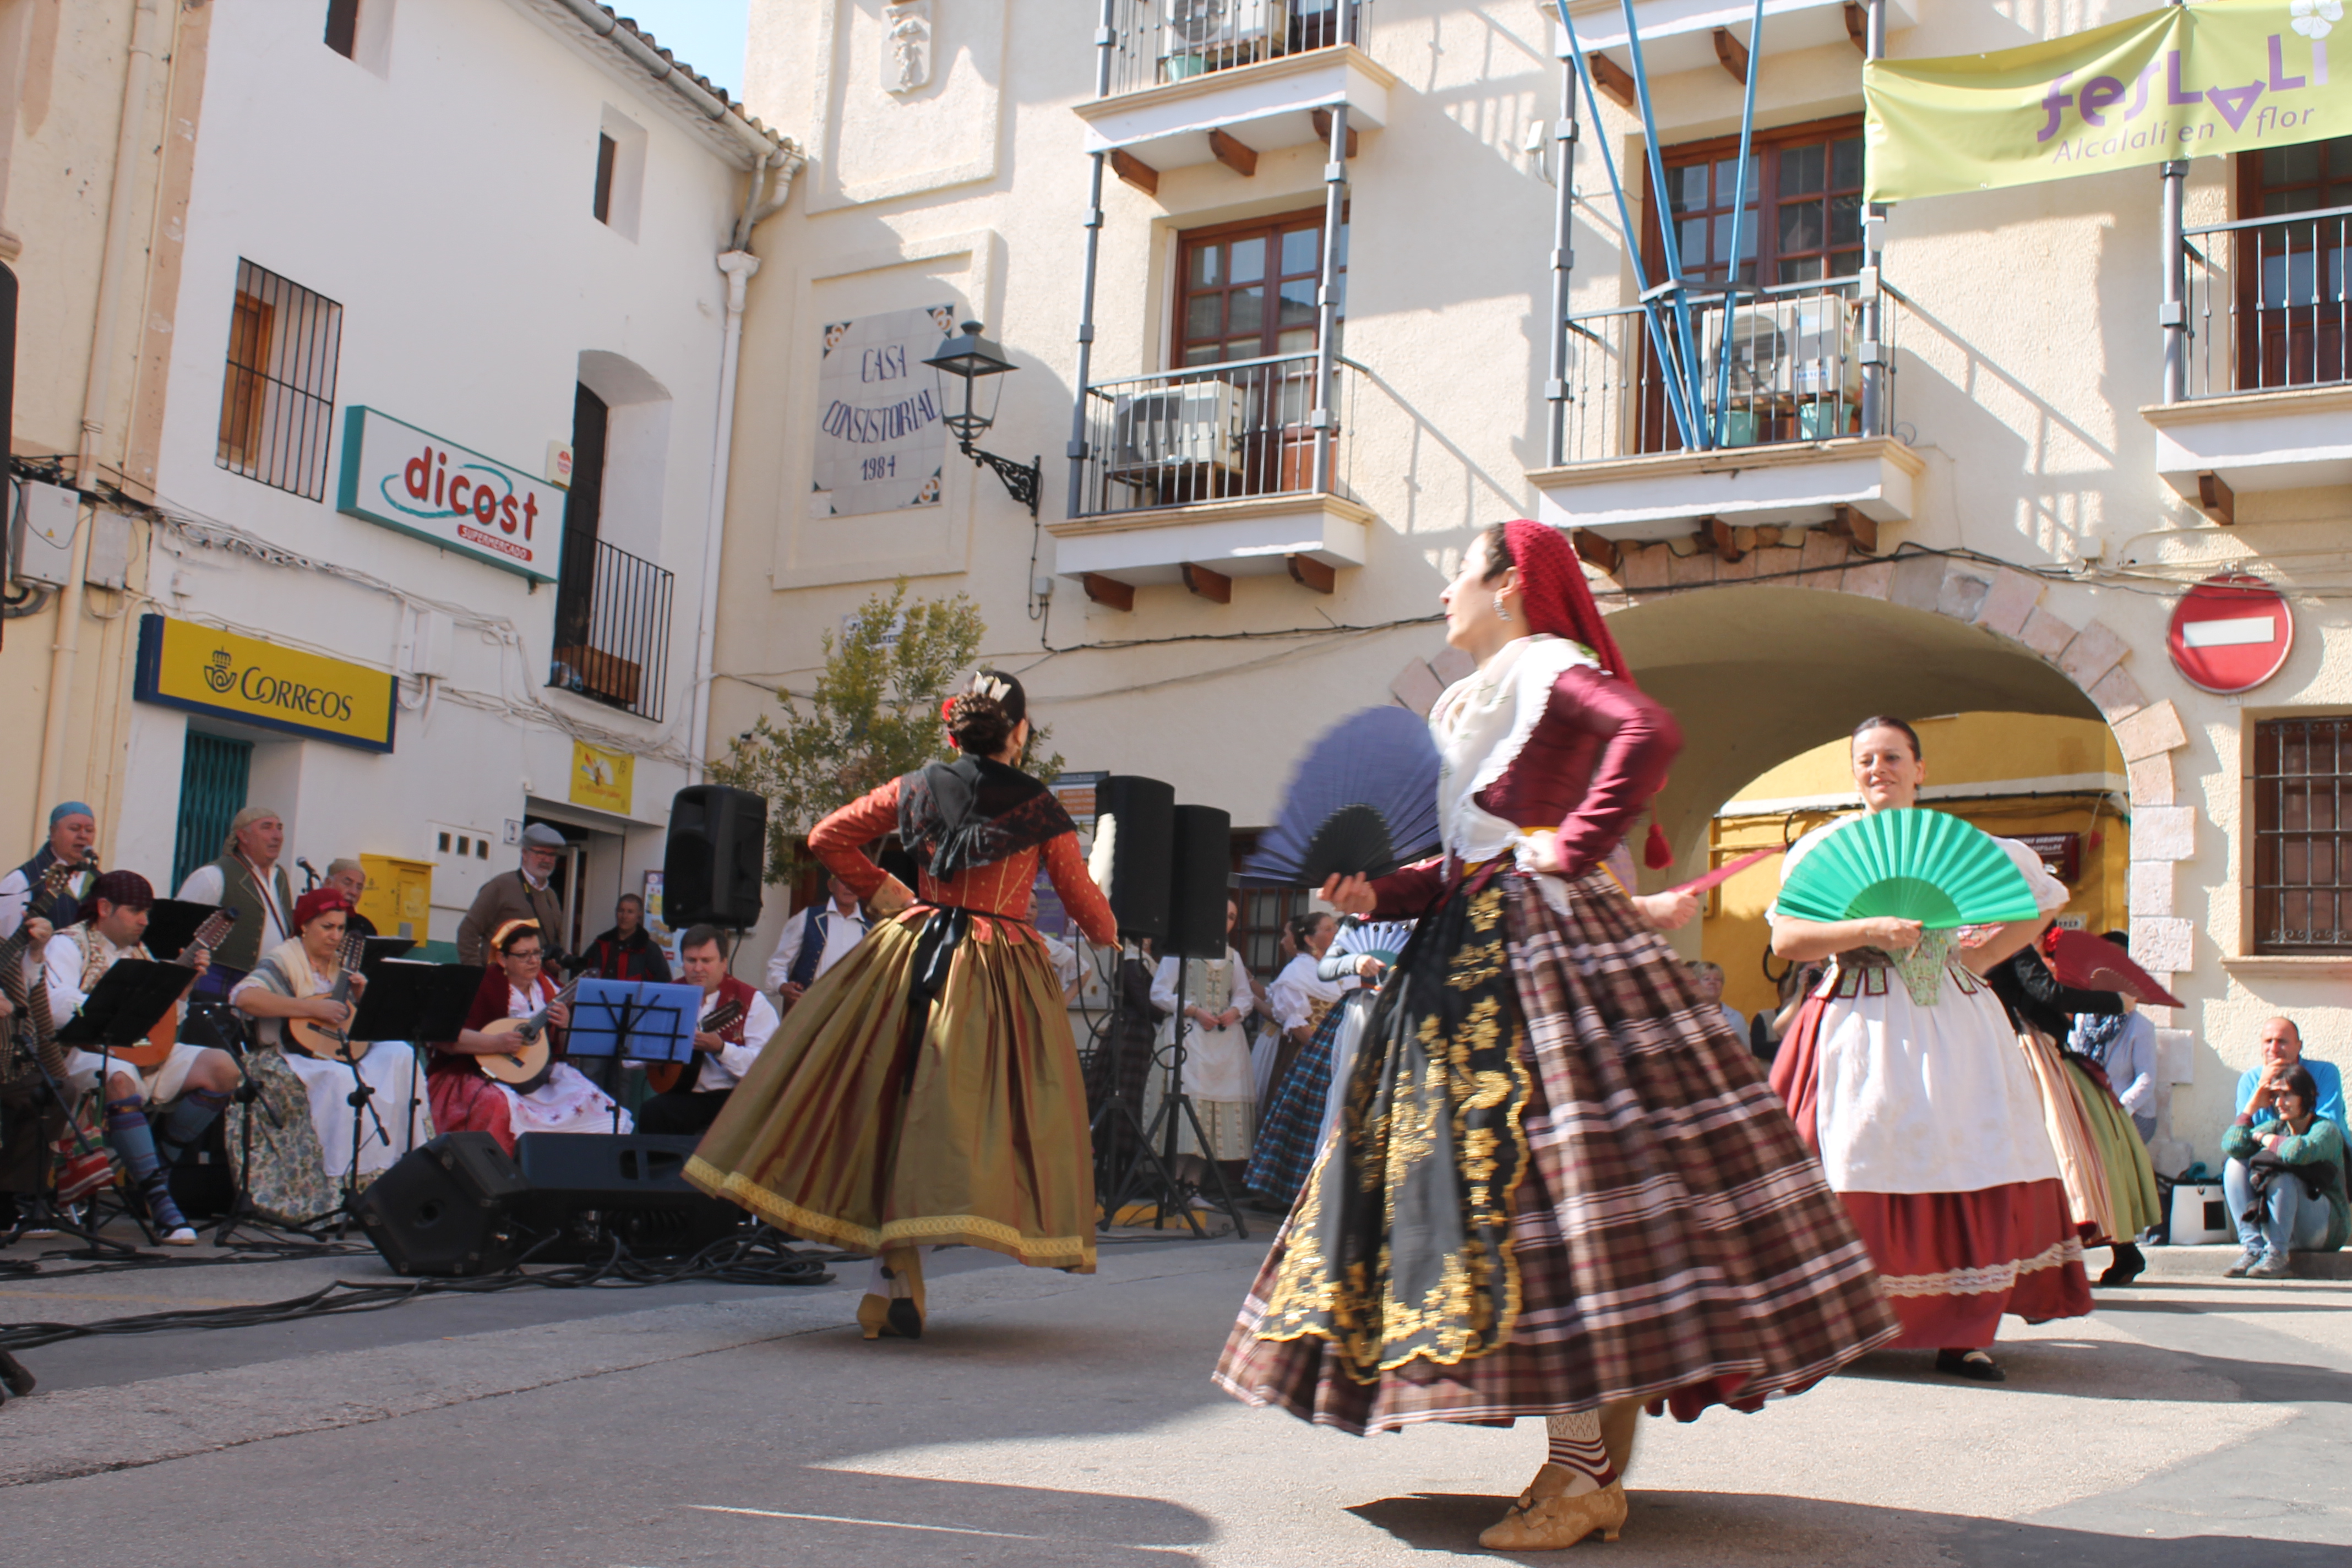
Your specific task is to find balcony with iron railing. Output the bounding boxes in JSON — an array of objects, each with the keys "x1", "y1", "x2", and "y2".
[
  {"x1": 1529, "y1": 275, "x2": 1923, "y2": 546},
  {"x1": 547, "y1": 531, "x2": 674, "y2": 723},
  {"x1": 1075, "y1": 1, "x2": 1392, "y2": 192},
  {"x1": 2147, "y1": 205, "x2": 2352, "y2": 519},
  {"x1": 1048, "y1": 351, "x2": 1370, "y2": 603}
]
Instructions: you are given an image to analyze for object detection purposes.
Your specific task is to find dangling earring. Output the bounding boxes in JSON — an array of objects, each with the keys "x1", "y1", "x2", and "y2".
[{"x1": 1497, "y1": 598, "x2": 1512, "y2": 623}]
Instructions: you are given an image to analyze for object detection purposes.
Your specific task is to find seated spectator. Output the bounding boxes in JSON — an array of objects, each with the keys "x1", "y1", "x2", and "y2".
[
  {"x1": 2221, "y1": 1064, "x2": 2349, "y2": 1279},
  {"x1": 2233, "y1": 1017, "x2": 2346, "y2": 1135},
  {"x1": 1686, "y1": 960, "x2": 1748, "y2": 1041}
]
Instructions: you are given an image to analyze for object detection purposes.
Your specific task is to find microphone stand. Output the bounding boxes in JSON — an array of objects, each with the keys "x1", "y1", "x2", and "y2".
[
  {"x1": 1087, "y1": 940, "x2": 1188, "y2": 1235},
  {"x1": 1133, "y1": 954, "x2": 1248, "y2": 1239}
]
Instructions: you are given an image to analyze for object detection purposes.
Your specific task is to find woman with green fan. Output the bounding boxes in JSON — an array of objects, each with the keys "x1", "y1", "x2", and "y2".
[
  {"x1": 1215, "y1": 522, "x2": 1898, "y2": 1554},
  {"x1": 1768, "y1": 718, "x2": 2093, "y2": 1384}
]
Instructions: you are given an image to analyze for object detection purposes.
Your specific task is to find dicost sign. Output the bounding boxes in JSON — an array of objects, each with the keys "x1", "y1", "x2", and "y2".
[
  {"x1": 1865, "y1": 0, "x2": 2350, "y2": 203},
  {"x1": 135, "y1": 614, "x2": 397, "y2": 753},
  {"x1": 336, "y1": 406, "x2": 564, "y2": 581}
]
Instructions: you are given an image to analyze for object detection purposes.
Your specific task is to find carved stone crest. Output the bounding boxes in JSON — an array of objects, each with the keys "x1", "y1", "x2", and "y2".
[{"x1": 884, "y1": 1, "x2": 932, "y2": 95}]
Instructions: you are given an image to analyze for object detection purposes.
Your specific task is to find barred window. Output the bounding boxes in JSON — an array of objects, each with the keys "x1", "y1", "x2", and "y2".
[
  {"x1": 2252, "y1": 717, "x2": 2352, "y2": 952},
  {"x1": 215, "y1": 259, "x2": 342, "y2": 500}
]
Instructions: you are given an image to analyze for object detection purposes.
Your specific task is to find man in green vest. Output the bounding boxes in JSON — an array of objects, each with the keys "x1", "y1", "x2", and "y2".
[{"x1": 175, "y1": 805, "x2": 296, "y2": 988}]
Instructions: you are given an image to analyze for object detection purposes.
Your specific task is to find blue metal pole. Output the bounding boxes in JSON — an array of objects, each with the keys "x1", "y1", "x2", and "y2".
[
  {"x1": 1612, "y1": 0, "x2": 1710, "y2": 448},
  {"x1": 1713, "y1": 0, "x2": 1766, "y2": 447}
]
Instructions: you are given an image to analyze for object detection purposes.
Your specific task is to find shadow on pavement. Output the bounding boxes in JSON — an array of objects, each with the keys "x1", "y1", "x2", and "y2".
[{"x1": 1348, "y1": 1489, "x2": 2348, "y2": 1564}]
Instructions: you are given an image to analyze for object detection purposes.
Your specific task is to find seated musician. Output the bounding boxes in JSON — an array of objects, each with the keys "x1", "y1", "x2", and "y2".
[
  {"x1": 232, "y1": 888, "x2": 432, "y2": 1206},
  {"x1": 429, "y1": 919, "x2": 628, "y2": 1153},
  {"x1": 324, "y1": 860, "x2": 378, "y2": 939},
  {"x1": 638, "y1": 925, "x2": 778, "y2": 1136},
  {"x1": 2, "y1": 914, "x2": 58, "y2": 1237},
  {"x1": 42, "y1": 872, "x2": 239, "y2": 1244}
]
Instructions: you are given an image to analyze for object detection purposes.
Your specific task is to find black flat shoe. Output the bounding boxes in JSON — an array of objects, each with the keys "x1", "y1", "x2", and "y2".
[
  {"x1": 0, "y1": 1349, "x2": 34, "y2": 1398},
  {"x1": 1935, "y1": 1348, "x2": 2006, "y2": 1382},
  {"x1": 2097, "y1": 1244, "x2": 2145, "y2": 1288}
]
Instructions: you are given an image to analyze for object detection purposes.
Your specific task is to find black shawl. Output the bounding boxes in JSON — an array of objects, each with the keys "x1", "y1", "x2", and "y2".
[
  {"x1": 897, "y1": 757, "x2": 1075, "y2": 880},
  {"x1": 1988, "y1": 947, "x2": 2122, "y2": 1041}
]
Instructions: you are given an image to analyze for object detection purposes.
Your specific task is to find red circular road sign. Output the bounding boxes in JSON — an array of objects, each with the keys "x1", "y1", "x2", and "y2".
[{"x1": 2168, "y1": 571, "x2": 2293, "y2": 694}]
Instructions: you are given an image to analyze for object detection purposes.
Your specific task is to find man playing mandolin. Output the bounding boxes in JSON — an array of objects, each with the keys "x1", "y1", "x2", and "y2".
[
  {"x1": 428, "y1": 919, "x2": 627, "y2": 1153},
  {"x1": 638, "y1": 925, "x2": 777, "y2": 1137},
  {"x1": 43, "y1": 872, "x2": 239, "y2": 1244}
]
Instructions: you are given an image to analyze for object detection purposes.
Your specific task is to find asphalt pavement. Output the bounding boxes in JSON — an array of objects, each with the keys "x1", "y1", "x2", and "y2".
[{"x1": 2, "y1": 1228, "x2": 2348, "y2": 1565}]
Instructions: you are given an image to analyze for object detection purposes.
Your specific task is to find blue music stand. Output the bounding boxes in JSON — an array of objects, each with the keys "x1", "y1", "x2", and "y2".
[{"x1": 569, "y1": 979, "x2": 700, "y2": 1133}]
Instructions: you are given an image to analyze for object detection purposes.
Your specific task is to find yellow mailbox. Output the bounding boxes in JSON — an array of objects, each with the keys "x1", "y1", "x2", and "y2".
[{"x1": 357, "y1": 854, "x2": 434, "y2": 940}]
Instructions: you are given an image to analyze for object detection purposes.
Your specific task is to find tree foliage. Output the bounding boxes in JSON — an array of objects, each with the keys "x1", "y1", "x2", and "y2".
[{"x1": 711, "y1": 581, "x2": 1060, "y2": 884}]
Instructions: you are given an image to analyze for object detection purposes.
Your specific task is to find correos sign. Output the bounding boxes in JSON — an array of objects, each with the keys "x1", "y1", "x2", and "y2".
[{"x1": 335, "y1": 406, "x2": 564, "y2": 582}]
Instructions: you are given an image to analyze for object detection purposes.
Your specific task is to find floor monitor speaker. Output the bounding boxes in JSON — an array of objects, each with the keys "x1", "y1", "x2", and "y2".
[
  {"x1": 511, "y1": 1132, "x2": 745, "y2": 1261},
  {"x1": 1092, "y1": 776, "x2": 1174, "y2": 942},
  {"x1": 665, "y1": 785, "x2": 767, "y2": 928},
  {"x1": 356, "y1": 1132, "x2": 531, "y2": 1277},
  {"x1": 1166, "y1": 805, "x2": 1233, "y2": 960}
]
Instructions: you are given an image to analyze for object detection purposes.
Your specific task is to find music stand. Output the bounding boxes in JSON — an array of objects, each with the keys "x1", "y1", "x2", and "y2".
[
  {"x1": 347, "y1": 962, "x2": 483, "y2": 1045},
  {"x1": 567, "y1": 979, "x2": 699, "y2": 1131},
  {"x1": 358, "y1": 936, "x2": 419, "y2": 975},
  {"x1": 141, "y1": 900, "x2": 222, "y2": 963},
  {"x1": 56, "y1": 961, "x2": 190, "y2": 1052}
]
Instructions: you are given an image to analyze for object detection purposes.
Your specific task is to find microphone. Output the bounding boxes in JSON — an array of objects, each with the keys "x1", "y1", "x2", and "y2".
[{"x1": 297, "y1": 858, "x2": 322, "y2": 892}]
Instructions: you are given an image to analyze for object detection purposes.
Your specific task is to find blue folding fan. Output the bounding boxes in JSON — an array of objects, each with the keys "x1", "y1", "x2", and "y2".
[{"x1": 1243, "y1": 706, "x2": 1442, "y2": 888}]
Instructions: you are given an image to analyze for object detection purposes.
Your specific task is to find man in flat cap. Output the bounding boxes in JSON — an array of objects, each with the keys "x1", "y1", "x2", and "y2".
[{"x1": 457, "y1": 823, "x2": 569, "y2": 966}]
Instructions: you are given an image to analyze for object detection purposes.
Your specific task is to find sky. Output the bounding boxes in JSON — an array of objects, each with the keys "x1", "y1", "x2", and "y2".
[{"x1": 607, "y1": 0, "x2": 750, "y2": 100}]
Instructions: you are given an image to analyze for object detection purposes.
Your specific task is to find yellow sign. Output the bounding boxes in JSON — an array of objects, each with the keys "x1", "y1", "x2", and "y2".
[
  {"x1": 134, "y1": 614, "x2": 396, "y2": 752},
  {"x1": 1866, "y1": 0, "x2": 2351, "y2": 203},
  {"x1": 569, "y1": 740, "x2": 634, "y2": 815}
]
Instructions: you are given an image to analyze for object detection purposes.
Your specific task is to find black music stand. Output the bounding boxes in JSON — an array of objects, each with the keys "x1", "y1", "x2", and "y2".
[
  {"x1": 357, "y1": 936, "x2": 418, "y2": 975},
  {"x1": 349, "y1": 961, "x2": 483, "y2": 1163},
  {"x1": 141, "y1": 900, "x2": 222, "y2": 963}
]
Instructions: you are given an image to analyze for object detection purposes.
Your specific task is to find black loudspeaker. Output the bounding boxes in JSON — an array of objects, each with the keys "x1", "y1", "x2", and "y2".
[
  {"x1": 1166, "y1": 805, "x2": 1233, "y2": 960},
  {"x1": 356, "y1": 1133, "x2": 531, "y2": 1277},
  {"x1": 1093, "y1": 775, "x2": 1174, "y2": 941},
  {"x1": 511, "y1": 1132, "x2": 745, "y2": 1261},
  {"x1": 665, "y1": 785, "x2": 767, "y2": 928}
]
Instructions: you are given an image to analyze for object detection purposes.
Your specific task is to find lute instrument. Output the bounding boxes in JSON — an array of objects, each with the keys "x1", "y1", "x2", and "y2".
[
  {"x1": 475, "y1": 976, "x2": 585, "y2": 1094},
  {"x1": 117, "y1": 908, "x2": 237, "y2": 1070},
  {"x1": 644, "y1": 996, "x2": 744, "y2": 1095},
  {"x1": 285, "y1": 928, "x2": 371, "y2": 1064}
]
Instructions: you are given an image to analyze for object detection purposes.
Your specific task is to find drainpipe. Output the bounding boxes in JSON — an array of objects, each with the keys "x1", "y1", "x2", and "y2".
[
  {"x1": 1544, "y1": 58, "x2": 1579, "y2": 469},
  {"x1": 37, "y1": 0, "x2": 162, "y2": 840},
  {"x1": 1856, "y1": 0, "x2": 1888, "y2": 438},
  {"x1": 690, "y1": 149, "x2": 804, "y2": 782},
  {"x1": 1068, "y1": 0, "x2": 1118, "y2": 521},
  {"x1": 1309, "y1": 103, "x2": 1350, "y2": 493},
  {"x1": 2159, "y1": 160, "x2": 2188, "y2": 404}
]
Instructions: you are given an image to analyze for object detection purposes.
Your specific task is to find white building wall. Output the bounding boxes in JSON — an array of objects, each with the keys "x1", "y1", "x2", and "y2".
[{"x1": 128, "y1": 0, "x2": 761, "y2": 951}]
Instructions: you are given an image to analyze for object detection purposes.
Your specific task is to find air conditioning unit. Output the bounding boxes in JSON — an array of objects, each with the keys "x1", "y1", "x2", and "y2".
[
  {"x1": 1703, "y1": 308, "x2": 1787, "y2": 398},
  {"x1": 1160, "y1": 0, "x2": 1286, "y2": 80},
  {"x1": 1786, "y1": 299, "x2": 1863, "y2": 401},
  {"x1": 1112, "y1": 380, "x2": 1245, "y2": 472},
  {"x1": 1701, "y1": 300, "x2": 1861, "y2": 400}
]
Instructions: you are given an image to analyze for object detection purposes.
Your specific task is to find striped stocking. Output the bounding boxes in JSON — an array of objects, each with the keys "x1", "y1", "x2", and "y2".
[{"x1": 1545, "y1": 1411, "x2": 1617, "y2": 1494}]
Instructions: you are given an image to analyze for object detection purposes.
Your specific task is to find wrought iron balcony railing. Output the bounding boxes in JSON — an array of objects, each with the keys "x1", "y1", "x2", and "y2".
[
  {"x1": 2184, "y1": 204, "x2": 2351, "y2": 399},
  {"x1": 1074, "y1": 351, "x2": 1355, "y2": 516},
  {"x1": 1556, "y1": 277, "x2": 1899, "y2": 464},
  {"x1": 548, "y1": 531, "x2": 674, "y2": 723},
  {"x1": 1102, "y1": 0, "x2": 1368, "y2": 99}
]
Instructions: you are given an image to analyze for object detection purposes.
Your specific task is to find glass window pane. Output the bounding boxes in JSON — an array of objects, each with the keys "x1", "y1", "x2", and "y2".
[
  {"x1": 1778, "y1": 255, "x2": 1824, "y2": 285},
  {"x1": 1713, "y1": 213, "x2": 1757, "y2": 261},
  {"x1": 1276, "y1": 326, "x2": 1316, "y2": 353},
  {"x1": 1670, "y1": 165, "x2": 1708, "y2": 213},
  {"x1": 1277, "y1": 278, "x2": 1316, "y2": 329},
  {"x1": 1828, "y1": 193, "x2": 1862, "y2": 248},
  {"x1": 1184, "y1": 342, "x2": 1224, "y2": 366},
  {"x1": 1188, "y1": 244, "x2": 1222, "y2": 288},
  {"x1": 1831, "y1": 135, "x2": 1864, "y2": 190},
  {"x1": 1715, "y1": 155, "x2": 1758, "y2": 203},
  {"x1": 1782, "y1": 144, "x2": 1825, "y2": 196},
  {"x1": 1779, "y1": 199, "x2": 1823, "y2": 255},
  {"x1": 1680, "y1": 217, "x2": 1708, "y2": 262},
  {"x1": 1828, "y1": 248, "x2": 1864, "y2": 277},
  {"x1": 1231, "y1": 237, "x2": 1265, "y2": 284},
  {"x1": 1186, "y1": 292, "x2": 1223, "y2": 340},
  {"x1": 1280, "y1": 226, "x2": 1321, "y2": 276},
  {"x1": 1229, "y1": 284, "x2": 1264, "y2": 335},
  {"x1": 1226, "y1": 336, "x2": 1257, "y2": 360}
]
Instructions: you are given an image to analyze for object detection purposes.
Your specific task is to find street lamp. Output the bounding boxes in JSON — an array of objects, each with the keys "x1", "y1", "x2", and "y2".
[{"x1": 922, "y1": 320, "x2": 1042, "y2": 516}]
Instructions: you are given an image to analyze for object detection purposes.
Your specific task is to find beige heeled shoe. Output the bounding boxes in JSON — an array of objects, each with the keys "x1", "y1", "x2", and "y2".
[
  {"x1": 857, "y1": 1245, "x2": 927, "y2": 1341},
  {"x1": 1478, "y1": 1465, "x2": 1628, "y2": 1551}
]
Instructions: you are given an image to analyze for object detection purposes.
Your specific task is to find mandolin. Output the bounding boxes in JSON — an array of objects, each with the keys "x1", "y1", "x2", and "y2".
[
  {"x1": 475, "y1": 976, "x2": 585, "y2": 1094},
  {"x1": 0, "y1": 857, "x2": 93, "y2": 1016},
  {"x1": 644, "y1": 997, "x2": 744, "y2": 1095},
  {"x1": 285, "y1": 928, "x2": 370, "y2": 1064},
  {"x1": 117, "y1": 908, "x2": 237, "y2": 1071}
]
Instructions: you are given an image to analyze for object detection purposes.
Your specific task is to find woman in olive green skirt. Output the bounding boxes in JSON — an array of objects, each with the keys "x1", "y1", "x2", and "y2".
[{"x1": 686, "y1": 672, "x2": 1119, "y2": 1337}]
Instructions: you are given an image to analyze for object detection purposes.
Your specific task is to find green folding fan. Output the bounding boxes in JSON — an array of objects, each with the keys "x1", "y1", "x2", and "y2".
[{"x1": 1774, "y1": 808, "x2": 2041, "y2": 929}]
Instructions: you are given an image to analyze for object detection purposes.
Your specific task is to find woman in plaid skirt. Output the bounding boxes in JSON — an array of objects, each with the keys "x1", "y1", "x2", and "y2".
[{"x1": 1215, "y1": 521, "x2": 1898, "y2": 1552}]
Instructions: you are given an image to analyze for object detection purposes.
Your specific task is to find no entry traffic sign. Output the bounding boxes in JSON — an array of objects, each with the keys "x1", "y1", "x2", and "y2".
[{"x1": 2167, "y1": 571, "x2": 2293, "y2": 695}]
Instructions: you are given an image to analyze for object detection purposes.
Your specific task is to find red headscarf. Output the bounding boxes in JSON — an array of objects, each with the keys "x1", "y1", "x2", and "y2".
[
  {"x1": 292, "y1": 886, "x2": 352, "y2": 932},
  {"x1": 1501, "y1": 520, "x2": 1673, "y2": 869}
]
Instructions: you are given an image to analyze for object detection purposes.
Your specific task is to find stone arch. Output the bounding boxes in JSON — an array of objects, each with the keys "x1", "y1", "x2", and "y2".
[{"x1": 1386, "y1": 531, "x2": 2197, "y2": 995}]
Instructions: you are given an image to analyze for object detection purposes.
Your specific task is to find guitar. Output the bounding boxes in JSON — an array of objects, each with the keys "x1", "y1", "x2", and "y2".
[
  {"x1": 0, "y1": 857, "x2": 93, "y2": 1016},
  {"x1": 285, "y1": 928, "x2": 370, "y2": 1064},
  {"x1": 644, "y1": 996, "x2": 744, "y2": 1095},
  {"x1": 475, "y1": 976, "x2": 585, "y2": 1094},
  {"x1": 117, "y1": 908, "x2": 237, "y2": 1071}
]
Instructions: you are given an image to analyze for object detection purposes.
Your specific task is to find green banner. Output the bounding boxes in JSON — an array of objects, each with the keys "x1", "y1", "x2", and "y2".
[{"x1": 1865, "y1": 0, "x2": 2349, "y2": 203}]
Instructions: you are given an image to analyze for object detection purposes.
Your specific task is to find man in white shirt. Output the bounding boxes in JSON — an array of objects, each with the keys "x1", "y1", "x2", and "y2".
[
  {"x1": 639, "y1": 924, "x2": 780, "y2": 1136},
  {"x1": 763, "y1": 875, "x2": 870, "y2": 1010}
]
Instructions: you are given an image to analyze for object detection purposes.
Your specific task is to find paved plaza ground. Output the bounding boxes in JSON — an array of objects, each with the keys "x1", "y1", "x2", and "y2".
[{"x1": 2, "y1": 1228, "x2": 2348, "y2": 1565}]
